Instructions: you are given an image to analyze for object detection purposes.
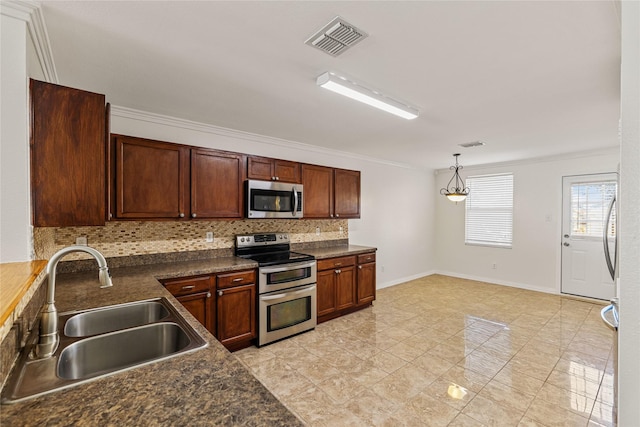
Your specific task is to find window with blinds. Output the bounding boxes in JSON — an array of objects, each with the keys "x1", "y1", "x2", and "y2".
[
  {"x1": 570, "y1": 181, "x2": 617, "y2": 238},
  {"x1": 465, "y1": 173, "x2": 514, "y2": 248}
]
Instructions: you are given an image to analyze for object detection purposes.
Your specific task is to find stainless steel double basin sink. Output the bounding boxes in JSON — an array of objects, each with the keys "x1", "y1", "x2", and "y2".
[{"x1": 2, "y1": 298, "x2": 207, "y2": 403}]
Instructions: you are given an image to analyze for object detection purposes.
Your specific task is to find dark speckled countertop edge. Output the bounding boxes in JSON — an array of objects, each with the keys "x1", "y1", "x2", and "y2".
[
  {"x1": 298, "y1": 244, "x2": 377, "y2": 260},
  {"x1": 0, "y1": 256, "x2": 303, "y2": 426}
]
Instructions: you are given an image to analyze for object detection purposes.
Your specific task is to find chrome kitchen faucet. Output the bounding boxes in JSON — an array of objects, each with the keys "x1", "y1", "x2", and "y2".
[{"x1": 35, "y1": 245, "x2": 113, "y2": 358}]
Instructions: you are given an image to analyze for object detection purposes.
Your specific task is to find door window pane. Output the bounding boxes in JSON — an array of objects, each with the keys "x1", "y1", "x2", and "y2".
[{"x1": 570, "y1": 182, "x2": 617, "y2": 238}]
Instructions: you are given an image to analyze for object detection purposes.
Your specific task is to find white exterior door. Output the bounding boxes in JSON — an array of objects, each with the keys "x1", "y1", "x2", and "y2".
[{"x1": 561, "y1": 173, "x2": 617, "y2": 300}]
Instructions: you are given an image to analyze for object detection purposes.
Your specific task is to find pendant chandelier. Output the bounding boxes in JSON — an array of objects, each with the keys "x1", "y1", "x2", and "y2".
[{"x1": 440, "y1": 153, "x2": 469, "y2": 202}]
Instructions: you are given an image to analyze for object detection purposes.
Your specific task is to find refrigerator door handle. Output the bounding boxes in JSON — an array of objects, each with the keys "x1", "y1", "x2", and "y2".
[{"x1": 603, "y1": 196, "x2": 616, "y2": 281}]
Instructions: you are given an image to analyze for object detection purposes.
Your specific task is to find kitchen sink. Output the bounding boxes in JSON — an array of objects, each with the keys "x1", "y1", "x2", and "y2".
[
  {"x1": 63, "y1": 300, "x2": 169, "y2": 337},
  {"x1": 1, "y1": 298, "x2": 207, "y2": 404},
  {"x1": 58, "y1": 322, "x2": 191, "y2": 380}
]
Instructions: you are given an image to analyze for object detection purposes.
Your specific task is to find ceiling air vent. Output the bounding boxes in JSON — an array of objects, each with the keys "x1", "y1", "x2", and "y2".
[
  {"x1": 458, "y1": 141, "x2": 486, "y2": 148},
  {"x1": 305, "y1": 17, "x2": 368, "y2": 57}
]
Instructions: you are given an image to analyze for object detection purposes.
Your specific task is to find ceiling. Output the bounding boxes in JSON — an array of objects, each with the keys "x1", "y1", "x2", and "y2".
[{"x1": 40, "y1": 1, "x2": 621, "y2": 169}]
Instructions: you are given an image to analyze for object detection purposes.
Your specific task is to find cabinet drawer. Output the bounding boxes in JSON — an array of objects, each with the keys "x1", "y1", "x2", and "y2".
[
  {"x1": 217, "y1": 270, "x2": 256, "y2": 289},
  {"x1": 317, "y1": 256, "x2": 356, "y2": 271},
  {"x1": 357, "y1": 253, "x2": 376, "y2": 264},
  {"x1": 163, "y1": 276, "x2": 212, "y2": 297}
]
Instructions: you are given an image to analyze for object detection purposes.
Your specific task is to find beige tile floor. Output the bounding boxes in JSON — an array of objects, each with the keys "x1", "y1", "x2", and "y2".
[{"x1": 235, "y1": 275, "x2": 616, "y2": 426}]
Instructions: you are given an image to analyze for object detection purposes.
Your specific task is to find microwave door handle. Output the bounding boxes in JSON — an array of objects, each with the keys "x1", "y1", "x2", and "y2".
[
  {"x1": 603, "y1": 195, "x2": 616, "y2": 281},
  {"x1": 292, "y1": 187, "x2": 298, "y2": 216}
]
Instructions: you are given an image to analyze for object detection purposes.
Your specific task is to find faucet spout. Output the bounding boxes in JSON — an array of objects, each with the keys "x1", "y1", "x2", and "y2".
[{"x1": 36, "y1": 245, "x2": 113, "y2": 358}]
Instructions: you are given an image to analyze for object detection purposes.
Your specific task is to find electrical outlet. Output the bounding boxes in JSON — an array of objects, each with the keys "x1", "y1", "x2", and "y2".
[
  {"x1": 205, "y1": 232, "x2": 214, "y2": 243},
  {"x1": 339, "y1": 226, "x2": 343, "y2": 235},
  {"x1": 380, "y1": 265, "x2": 385, "y2": 273},
  {"x1": 316, "y1": 227, "x2": 320, "y2": 236},
  {"x1": 76, "y1": 236, "x2": 88, "y2": 246},
  {"x1": 492, "y1": 263, "x2": 497, "y2": 270}
]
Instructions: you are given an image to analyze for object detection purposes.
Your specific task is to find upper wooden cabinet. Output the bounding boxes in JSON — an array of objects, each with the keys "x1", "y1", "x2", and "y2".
[
  {"x1": 191, "y1": 149, "x2": 243, "y2": 218},
  {"x1": 302, "y1": 165, "x2": 361, "y2": 219},
  {"x1": 247, "y1": 156, "x2": 300, "y2": 183},
  {"x1": 30, "y1": 80, "x2": 106, "y2": 226},
  {"x1": 113, "y1": 135, "x2": 189, "y2": 219},
  {"x1": 111, "y1": 135, "x2": 245, "y2": 220},
  {"x1": 334, "y1": 169, "x2": 361, "y2": 219}
]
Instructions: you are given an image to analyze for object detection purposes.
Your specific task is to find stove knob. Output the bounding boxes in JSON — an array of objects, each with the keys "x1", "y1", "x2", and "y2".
[{"x1": 241, "y1": 237, "x2": 245, "y2": 242}]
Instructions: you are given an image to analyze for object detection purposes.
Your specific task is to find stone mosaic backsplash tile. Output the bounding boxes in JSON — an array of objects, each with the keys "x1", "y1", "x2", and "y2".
[{"x1": 34, "y1": 219, "x2": 348, "y2": 260}]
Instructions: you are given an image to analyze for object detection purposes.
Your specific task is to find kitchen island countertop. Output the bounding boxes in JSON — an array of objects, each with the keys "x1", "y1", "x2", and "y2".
[{"x1": 0, "y1": 256, "x2": 303, "y2": 426}]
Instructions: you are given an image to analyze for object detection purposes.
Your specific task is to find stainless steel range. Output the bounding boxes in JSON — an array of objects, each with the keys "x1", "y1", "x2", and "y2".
[{"x1": 235, "y1": 233, "x2": 317, "y2": 346}]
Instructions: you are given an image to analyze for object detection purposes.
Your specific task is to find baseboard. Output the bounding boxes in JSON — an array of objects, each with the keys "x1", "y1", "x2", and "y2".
[
  {"x1": 378, "y1": 270, "x2": 437, "y2": 290},
  {"x1": 432, "y1": 270, "x2": 559, "y2": 295}
]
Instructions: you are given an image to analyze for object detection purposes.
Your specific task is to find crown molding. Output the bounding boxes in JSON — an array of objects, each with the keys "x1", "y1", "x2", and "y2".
[
  {"x1": 110, "y1": 105, "x2": 417, "y2": 170},
  {"x1": 1, "y1": 1, "x2": 58, "y2": 83}
]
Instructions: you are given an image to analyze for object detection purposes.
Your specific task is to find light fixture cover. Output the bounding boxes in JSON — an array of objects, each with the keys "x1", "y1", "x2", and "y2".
[{"x1": 316, "y1": 72, "x2": 419, "y2": 120}]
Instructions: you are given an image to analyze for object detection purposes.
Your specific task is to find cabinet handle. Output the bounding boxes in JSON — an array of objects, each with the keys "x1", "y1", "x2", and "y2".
[
  {"x1": 191, "y1": 213, "x2": 197, "y2": 218},
  {"x1": 334, "y1": 263, "x2": 342, "y2": 267},
  {"x1": 336, "y1": 213, "x2": 339, "y2": 217},
  {"x1": 358, "y1": 265, "x2": 362, "y2": 269},
  {"x1": 181, "y1": 285, "x2": 196, "y2": 291},
  {"x1": 335, "y1": 269, "x2": 341, "y2": 274},
  {"x1": 276, "y1": 177, "x2": 280, "y2": 181},
  {"x1": 271, "y1": 176, "x2": 276, "y2": 181},
  {"x1": 218, "y1": 290, "x2": 223, "y2": 296},
  {"x1": 232, "y1": 278, "x2": 243, "y2": 282},
  {"x1": 108, "y1": 213, "x2": 113, "y2": 220},
  {"x1": 206, "y1": 292, "x2": 211, "y2": 298},
  {"x1": 179, "y1": 213, "x2": 185, "y2": 218},
  {"x1": 330, "y1": 214, "x2": 334, "y2": 218}
]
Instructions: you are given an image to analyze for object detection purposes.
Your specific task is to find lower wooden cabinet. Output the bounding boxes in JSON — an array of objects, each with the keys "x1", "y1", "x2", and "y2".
[
  {"x1": 317, "y1": 253, "x2": 375, "y2": 323},
  {"x1": 161, "y1": 269, "x2": 256, "y2": 352},
  {"x1": 357, "y1": 253, "x2": 376, "y2": 305}
]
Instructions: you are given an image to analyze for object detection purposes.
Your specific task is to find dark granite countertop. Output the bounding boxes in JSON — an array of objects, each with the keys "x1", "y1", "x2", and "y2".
[
  {"x1": 298, "y1": 244, "x2": 377, "y2": 260},
  {"x1": 0, "y1": 257, "x2": 303, "y2": 426}
]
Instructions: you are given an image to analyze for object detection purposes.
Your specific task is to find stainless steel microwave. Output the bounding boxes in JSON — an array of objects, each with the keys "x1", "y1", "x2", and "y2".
[{"x1": 246, "y1": 180, "x2": 303, "y2": 219}]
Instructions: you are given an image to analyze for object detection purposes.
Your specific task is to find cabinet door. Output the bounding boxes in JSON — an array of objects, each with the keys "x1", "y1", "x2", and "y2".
[
  {"x1": 334, "y1": 169, "x2": 361, "y2": 219},
  {"x1": 191, "y1": 149, "x2": 244, "y2": 218},
  {"x1": 247, "y1": 156, "x2": 274, "y2": 181},
  {"x1": 317, "y1": 269, "x2": 337, "y2": 317},
  {"x1": 273, "y1": 160, "x2": 300, "y2": 183},
  {"x1": 216, "y1": 284, "x2": 256, "y2": 347},
  {"x1": 114, "y1": 136, "x2": 189, "y2": 219},
  {"x1": 335, "y1": 266, "x2": 356, "y2": 310},
  {"x1": 176, "y1": 291, "x2": 213, "y2": 332},
  {"x1": 31, "y1": 80, "x2": 106, "y2": 226},
  {"x1": 302, "y1": 164, "x2": 334, "y2": 218},
  {"x1": 357, "y1": 262, "x2": 376, "y2": 305}
]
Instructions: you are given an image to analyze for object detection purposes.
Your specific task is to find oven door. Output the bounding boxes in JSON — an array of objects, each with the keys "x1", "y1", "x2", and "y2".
[
  {"x1": 259, "y1": 284, "x2": 317, "y2": 346},
  {"x1": 246, "y1": 180, "x2": 303, "y2": 219},
  {"x1": 259, "y1": 260, "x2": 316, "y2": 293}
]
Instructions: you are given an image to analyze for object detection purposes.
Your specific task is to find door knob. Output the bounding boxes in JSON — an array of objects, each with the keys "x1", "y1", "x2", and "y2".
[
  {"x1": 564, "y1": 234, "x2": 570, "y2": 238},
  {"x1": 563, "y1": 242, "x2": 570, "y2": 247}
]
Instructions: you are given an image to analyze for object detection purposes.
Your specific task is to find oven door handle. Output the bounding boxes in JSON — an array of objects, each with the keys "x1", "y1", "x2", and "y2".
[
  {"x1": 260, "y1": 261, "x2": 316, "y2": 274},
  {"x1": 260, "y1": 285, "x2": 316, "y2": 301}
]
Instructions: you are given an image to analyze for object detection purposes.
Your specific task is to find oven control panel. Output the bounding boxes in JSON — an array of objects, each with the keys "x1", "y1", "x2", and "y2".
[{"x1": 236, "y1": 233, "x2": 289, "y2": 248}]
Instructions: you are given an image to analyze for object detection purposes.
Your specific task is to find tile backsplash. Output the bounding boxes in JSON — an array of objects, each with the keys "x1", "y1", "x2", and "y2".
[{"x1": 34, "y1": 219, "x2": 348, "y2": 260}]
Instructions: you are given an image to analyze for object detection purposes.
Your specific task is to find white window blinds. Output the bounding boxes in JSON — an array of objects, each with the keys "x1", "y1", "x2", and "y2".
[
  {"x1": 570, "y1": 182, "x2": 617, "y2": 239},
  {"x1": 465, "y1": 173, "x2": 514, "y2": 248}
]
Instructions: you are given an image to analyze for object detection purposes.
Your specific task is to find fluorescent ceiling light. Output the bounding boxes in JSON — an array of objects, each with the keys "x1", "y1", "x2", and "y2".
[{"x1": 316, "y1": 72, "x2": 419, "y2": 120}]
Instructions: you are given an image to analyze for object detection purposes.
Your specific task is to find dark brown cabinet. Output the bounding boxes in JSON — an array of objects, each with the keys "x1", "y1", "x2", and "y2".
[
  {"x1": 162, "y1": 275, "x2": 215, "y2": 333},
  {"x1": 247, "y1": 156, "x2": 300, "y2": 183},
  {"x1": 302, "y1": 165, "x2": 361, "y2": 219},
  {"x1": 30, "y1": 80, "x2": 106, "y2": 226},
  {"x1": 216, "y1": 270, "x2": 256, "y2": 351},
  {"x1": 114, "y1": 135, "x2": 189, "y2": 219},
  {"x1": 356, "y1": 253, "x2": 376, "y2": 305},
  {"x1": 191, "y1": 148, "x2": 243, "y2": 218},
  {"x1": 317, "y1": 256, "x2": 357, "y2": 322},
  {"x1": 111, "y1": 135, "x2": 245, "y2": 220}
]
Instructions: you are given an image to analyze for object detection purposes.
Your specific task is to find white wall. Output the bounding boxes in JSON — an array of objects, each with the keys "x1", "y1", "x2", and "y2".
[
  {"x1": 618, "y1": 1, "x2": 640, "y2": 424},
  {"x1": 434, "y1": 149, "x2": 619, "y2": 293},
  {"x1": 0, "y1": 10, "x2": 31, "y2": 263},
  {"x1": 111, "y1": 108, "x2": 436, "y2": 288}
]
